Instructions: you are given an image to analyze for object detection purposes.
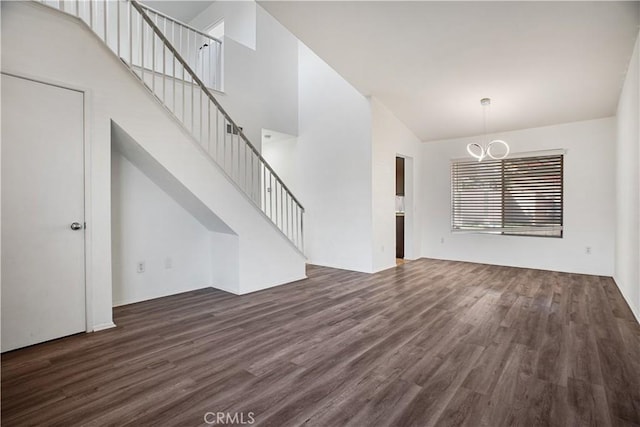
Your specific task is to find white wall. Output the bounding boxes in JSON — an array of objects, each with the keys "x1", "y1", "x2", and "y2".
[
  {"x1": 371, "y1": 97, "x2": 424, "y2": 271},
  {"x1": 260, "y1": 57, "x2": 424, "y2": 275},
  {"x1": 262, "y1": 131, "x2": 298, "y2": 192},
  {"x1": 189, "y1": 1, "x2": 256, "y2": 50},
  {"x1": 0, "y1": 0, "x2": 3, "y2": 344},
  {"x1": 111, "y1": 151, "x2": 212, "y2": 306},
  {"x1": 190, "y1": 3, "x2": 298, "y2": 147},
  {"x1": 422, "y1": 117, "x2": 616, "y2": 276},
  {"x1": 2, "y1": 1, "x2": 306, "y2": 328},
  {"x1": 261, "y1": 131, "x2": 301, "y2": 229},
  {"x1": 297, "y1": 42, "x2": 374, "y2": 273},
  {"x1": 615, "y1": 33, "x2": 640, "y2": 321},
  {"x1": 111, "y1": 122, "x2": 244, "y2": 296}
]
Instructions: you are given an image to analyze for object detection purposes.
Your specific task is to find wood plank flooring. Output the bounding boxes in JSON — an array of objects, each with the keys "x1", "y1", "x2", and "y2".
[{"x1": 2, "y1": 259, "x2": 640, "y2": 426}]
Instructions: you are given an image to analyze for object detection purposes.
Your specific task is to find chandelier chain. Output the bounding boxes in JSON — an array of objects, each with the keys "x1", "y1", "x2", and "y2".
[{"x1": 466, "y1": 98, "x2": 510, "y2": 162}]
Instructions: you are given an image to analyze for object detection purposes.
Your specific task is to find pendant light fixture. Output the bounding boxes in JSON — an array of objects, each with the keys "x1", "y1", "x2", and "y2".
[{"x1": 466, "y1": 98, "x2": 509, "y2": 161}]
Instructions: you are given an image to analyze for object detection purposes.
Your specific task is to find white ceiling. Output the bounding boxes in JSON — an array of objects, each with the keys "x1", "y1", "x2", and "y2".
[
  {"x1": 140, "y1": 1, "x2": 214, "y2": 23},
  {"x1": 260, "y1": 1, "x2": 640, "y2": 141}
]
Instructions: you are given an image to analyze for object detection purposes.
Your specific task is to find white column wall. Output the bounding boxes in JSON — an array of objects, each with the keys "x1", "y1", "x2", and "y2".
[
  {"x1": 371, "y1": 97, "x2": 424, "y2": 271},
  {"x1": 615, "y1": 32, "x2": 640, "y2": 321},
  {"x1": 297, "y1": 43, "x2": 374, "y2": 273}
]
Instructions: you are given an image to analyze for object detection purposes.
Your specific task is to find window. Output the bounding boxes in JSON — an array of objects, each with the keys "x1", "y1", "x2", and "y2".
[{"x1": 451, "y1": 153, "x2": 563, "y2": 237}]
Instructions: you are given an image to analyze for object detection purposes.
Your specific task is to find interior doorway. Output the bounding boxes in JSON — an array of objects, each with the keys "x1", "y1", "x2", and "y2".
[
  {"x1": 1, "y1": 74, "x2": 87, "y2": 352},
  {"x1": 396, "y1": 156, "x2": 405, "y2": 264}
]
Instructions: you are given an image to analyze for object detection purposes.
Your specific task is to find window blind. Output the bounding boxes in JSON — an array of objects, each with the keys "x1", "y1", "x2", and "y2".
[{"x1": 451, "y1": 154, "x2": 563, "y2": 237}]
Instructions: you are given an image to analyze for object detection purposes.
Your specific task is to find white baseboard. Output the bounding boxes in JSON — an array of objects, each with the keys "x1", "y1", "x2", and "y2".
[
  {"x1": 612, "y1": 277, "x2": 640, "y2": 324},
  {"x1": 239, "y1": 273, "x2": 308, "y2": 295},
  {"x1": 211, "y1": 283, "x2": 241, "y2": 295},
  {"x1": 92, "y1": 322, "x2": 117, "y2": 332},
  {"x1": 113, "y1": 284, "x2": 213, "y2": 307}
]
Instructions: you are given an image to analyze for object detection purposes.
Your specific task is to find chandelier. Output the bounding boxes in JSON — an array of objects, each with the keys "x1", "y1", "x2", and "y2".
[{"x1": 466, "y1": 98, "x2": 509, "y2": 161}]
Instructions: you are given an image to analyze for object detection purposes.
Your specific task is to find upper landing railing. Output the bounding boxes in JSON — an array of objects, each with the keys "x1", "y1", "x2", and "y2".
[
  {"x1": 38, "y1": 0, "x2": 305, "y2": 253},
  {"x1": 137, "y1": 2, "x2": 223, "y2": 92}
]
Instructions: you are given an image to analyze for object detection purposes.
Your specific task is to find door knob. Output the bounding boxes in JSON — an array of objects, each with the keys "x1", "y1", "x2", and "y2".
[{"x1": 70, "y1": 222, "x2": 83, "y2": 231}]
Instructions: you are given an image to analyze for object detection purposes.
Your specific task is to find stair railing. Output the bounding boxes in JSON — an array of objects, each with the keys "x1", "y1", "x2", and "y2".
[
  {"x1": 136, "y1": 2, "x2": 223, "y2": 92},
  {"x1": 38, "y1": 0, "x2": 305, "y2": 253}
]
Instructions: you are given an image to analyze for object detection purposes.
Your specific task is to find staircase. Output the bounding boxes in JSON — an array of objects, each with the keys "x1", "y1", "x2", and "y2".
[{"x1": 38, "y1": 0, "x2": 304, "y2": 253}]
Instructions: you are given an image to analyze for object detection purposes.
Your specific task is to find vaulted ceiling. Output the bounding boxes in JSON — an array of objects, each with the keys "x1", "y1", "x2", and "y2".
[
  {"x1": 142, "y1": 1, "x2": 639, "y2": 141},
  {"x1": 261, "y1": 1, "x2": 640, "y2": 141}
]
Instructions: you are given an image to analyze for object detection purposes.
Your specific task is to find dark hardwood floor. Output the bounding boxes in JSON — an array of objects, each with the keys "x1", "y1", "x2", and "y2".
[{"x1": 2, "y1": 259, "x2": 640, "y2": 426}]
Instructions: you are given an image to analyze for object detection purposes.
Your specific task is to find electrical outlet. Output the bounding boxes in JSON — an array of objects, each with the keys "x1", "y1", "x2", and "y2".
[
  {"x1": 585, "y1": 246, "x2": 592, "y2": 255},
  {"x1": 165, "y1": 257, "x2": 172, "y2": 269},
  {"x1": 440, "y1": 237, "x2": 445, "y2": 244},
  {"x1": 137, "y1": 261, "x2": 145, "y2": 273}
]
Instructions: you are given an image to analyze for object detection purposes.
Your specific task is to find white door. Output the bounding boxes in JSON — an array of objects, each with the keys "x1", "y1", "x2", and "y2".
[{"x1": 1, "y1": 74, "x2": 86, "y2": 352}]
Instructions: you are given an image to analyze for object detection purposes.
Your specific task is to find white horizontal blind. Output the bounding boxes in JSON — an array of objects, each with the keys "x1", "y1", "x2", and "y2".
[{"x1": 451, "y1": 154, "x2": 563, "y2": 237}]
